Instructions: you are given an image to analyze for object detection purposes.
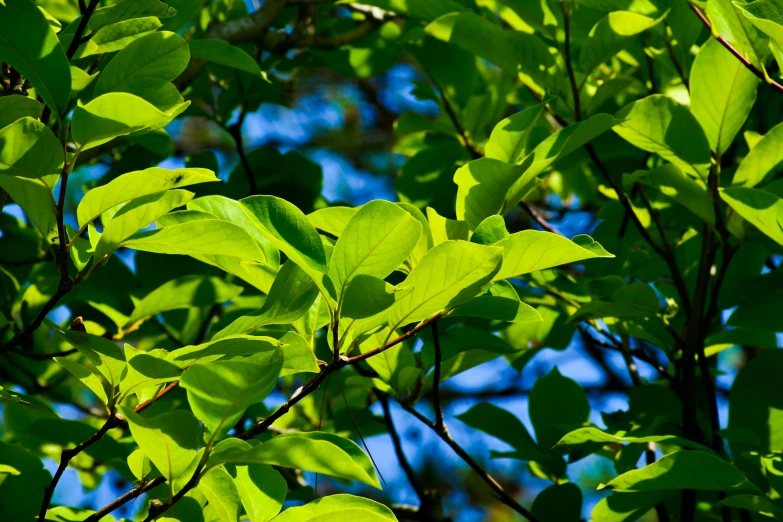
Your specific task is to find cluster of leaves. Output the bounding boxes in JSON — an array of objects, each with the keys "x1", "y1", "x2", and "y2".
[{"x1": 2, "y1": 0, "x2": 783, "y2": 521}]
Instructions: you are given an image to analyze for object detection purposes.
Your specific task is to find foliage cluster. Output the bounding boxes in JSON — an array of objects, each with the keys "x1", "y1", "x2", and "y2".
[{"x1": 2, "y1": 0, "x2": 783, "y2": 521}]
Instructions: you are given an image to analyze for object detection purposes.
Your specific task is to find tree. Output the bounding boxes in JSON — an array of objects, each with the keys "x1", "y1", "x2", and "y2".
[{"x1": 1, "y1": 0, "x2": 783, "y2": 520}]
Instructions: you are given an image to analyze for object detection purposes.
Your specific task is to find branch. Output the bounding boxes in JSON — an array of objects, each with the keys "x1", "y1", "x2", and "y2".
[
  {"x1": 430, "y1": 320, "x2": 445, "y2": 431},
  {"x1": 560, "y1": 0, "x2": 581, "y2": 121},
  {"x1": 398, "y1": 401, "x2": 540, "y2": 522},
  {"x1": 227, "y1": 108, "x2": 257, "y2": 196},
  {"x1": 379, "y1": 395, "x2": 427, "y2": 502},
  {"x1": 37, "y1": 413, "x2": 119, "y2": 522},
  {"x1": 36, "y1": 382, "x2": 180, "y2": 519},
  {"x1": 65, "y1": 0, "x2": 101, "y2": 60},
  {"x1": 689, "y1": 3, "x2": 783, "y2": 93},
  {"x1": 83, "y1": 477, "x2": 166, "y2": 522},
  {"x1": 664, "y1": 28, "x2": 689, "y2": 90}
]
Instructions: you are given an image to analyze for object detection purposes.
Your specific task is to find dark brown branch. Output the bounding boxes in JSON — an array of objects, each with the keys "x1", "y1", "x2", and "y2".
[
  {"x1": 36, "y1": 381, "x2": 180, "y2": 520},
  {"x1": 65, "y1": 0, "x2": 101, "y2": 60},
  {"x1": 560, "y1": 0, "x2": 581, "y2": 121},
  {"x1": 83, "y1": 477, "x2": 166, "y2": 522},
  {"x1": 38, "y1": 414, "x2": 119, "y2": 522},
  {"x1": 431, "y1": 320, "x2": 445, "y2": 431},
  {"x1": 399, "y1": 402, "x2": 540, "y2": 522},
  {"x1": 665, "y1": 30, "x2": 689, "y2": 90},
  {"x1": 379, "y1": 395, "x2": 427, "y2": 502}
]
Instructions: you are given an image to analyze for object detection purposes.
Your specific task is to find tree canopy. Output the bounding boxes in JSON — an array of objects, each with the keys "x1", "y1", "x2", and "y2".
[{"x1": 2, "y1": 0, "x2": 783, "y2": 521}]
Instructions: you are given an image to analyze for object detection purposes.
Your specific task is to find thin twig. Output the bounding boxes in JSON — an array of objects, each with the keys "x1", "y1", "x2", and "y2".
[
  {"x1": 518, "y1": 202, "x2": 564, "y2": 236},
  {"x1": 379, "y1": 395, "x2": 427, "y2": 502},
  {"x1": 399, "y1": 402, "x2": 540, "y2": 522},
  {"x1": 431, "y1": 320, "x2": 445, "y2": 431},
  {"x1": 430, "y1": 77, "x2": 481, "y2": 159},
  {"x1": 584, "y1": 144, "x2": 693, "y2": 315}
]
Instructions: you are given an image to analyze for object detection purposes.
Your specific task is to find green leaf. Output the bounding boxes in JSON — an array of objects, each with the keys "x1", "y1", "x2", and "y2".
[
  {"x1": 0, "y1": 0, "x2": 71, "y2": 115},
  {"x1": 493, "y1": 231, "x2": 613, "y2": 281},
  {"x1": 123, "y1": 219, "x2": 268, "y2": 262},
  {"x1": 165, "y1": 335, "x2": 282, "y2": 368},
  {"x1": 119, "y1": 345, "x2": 181, "y2": 401},
  {"x1": 388, "y1": 240, "x2": 503, "y2": 328},
  {"x1": 68, "y1": 0, "x2": 176, "y2": 35},
  {"x1": 70, "y1": 66, "x2": 98, "y2": 99},
  {"x1": 0, "y1": 117, "x2": 62, "y2": 183},
  {"x1": 484, "y1": 97, "x2": 551, "y2": 164},
  {"x1": 0, "y1": 96, "x2": 42, "y2": 129},
  {"x1": 630, "y1": 164, "x2": 715, "y2": 225},
  {"x1": 73, "y1": 17, "x2": 162, "y2": 58},
  {"x1": 94, "y1": 189, "x2": 194, "y2": 262},
  {"x1": 715, "y1": 494, "x2": 783, "y2": 519},
  {"x1": 213, "y1": 261, "x2": 320, "y2": 340},
  {"x1": 451, "y1": 295, "x2": 541, "y2": 323},
  {"x1": 580, "y1": 11, "x2": 668, "y2": 74},
  {"x1": 531, "y1": 483, "x2": 582, "y2": 522},
  {"x1": 119, "y1": 407, "x2": 200, "y2": 487},
  {"x1": 179, "y1": 350, "x2": 283, "y2": 434},
  {"x1": 0, "y1": 175, "x2": 58, "y2": 247},
  {"x1": 188, "y1": 195, "x2": 280, "y2": 268},
  {"x1": 54, "y1": 357, "x2": 109, "y2": 405},
  {"x1": 189, "y1": 39, "x2": 267, "y2": 79},
  {"x1": 273, "y1": 494, "x2": 397, "y2": 522},
  {"x1": 556, "y1": 427, "x2": 715, "y2": 454},
  {"x1": 211, "y1": 432, "x2": 381, "y2": 489},
  {"x1": 530, "y1": 368, "x2": 590, "y2": 450},
  {"x1": 729, "y1": 349, "x2": 783, "y2": 454},
  {"x1": 720, "y1": 186, "x2": 783, "y2": 246},
  {"x1": 330, "y1": 199, "x2": 421, "y2": 299},
  {"x1": 613, "y1": 94, "x2": 711, "y2": 178},
  {"x1": 568, "y1": 282, "x2": 660, "y2": 322},
  {"x1": 457, "y1": 402, "x2": 541, "y2": 459},
  {"x1": 733, "y1": 121, "x2": 783, "y2": 187},
  {"x1": 707, "y1": 0, "x2": 769, "y2": 71},
  {"x1": 601, "y1": 450, "x2": 760, "y2": 493},
  {"x1": 425, "y1": 12, "x2": 518, "y2": 73},
  {"x1": 228, "y1": 460, "x2": 286, "y2": 522},
  {"x1": 93, "y1": 31, "x2": 190, "y2": 98},
  {"x1": 77, "y1": 167, "x2": 217, "y2": 228},
  {"x1": 127, "y1": 275, "x2": 243, "y2": 327},
  {"x1": 470, "y1": 215, "x2": 510, "y2": 246},
  {"x1": 198, "y1": 466, "x2": 242, "y2": 522},
  {"x1": 307, "y1": 206, "x2": 358, "y2": 237},
  {"x1": 504, "y1": 114, "x2": 616, "y2": 209},
  {"x1": 240, "y1": 196, "x2": 329, "y2": 293},
  {"x1": 590, "y1": 491, "x2": 674, "y2": 522},
  {"x1": 71, "y1": 93, "x2": 189, "y2": 151},
  {"x1": 426, "y1": 206, "x2": 469, "y2": 246},
  {"x1": 52, "y1": 325, "x2": 127, "y2": 393},
  {"x1": 0, "y1": 441, "x2": 51, "y2": 522},
  {"x1": 691, "y1": 37, "x2": 759, "y2": 156},
  {"x1": 454, "y1": 157, "x2": 533, "y2": 230},
  {"x1": 337, "y1": 0, "x2": 467, "y2": 21}
]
